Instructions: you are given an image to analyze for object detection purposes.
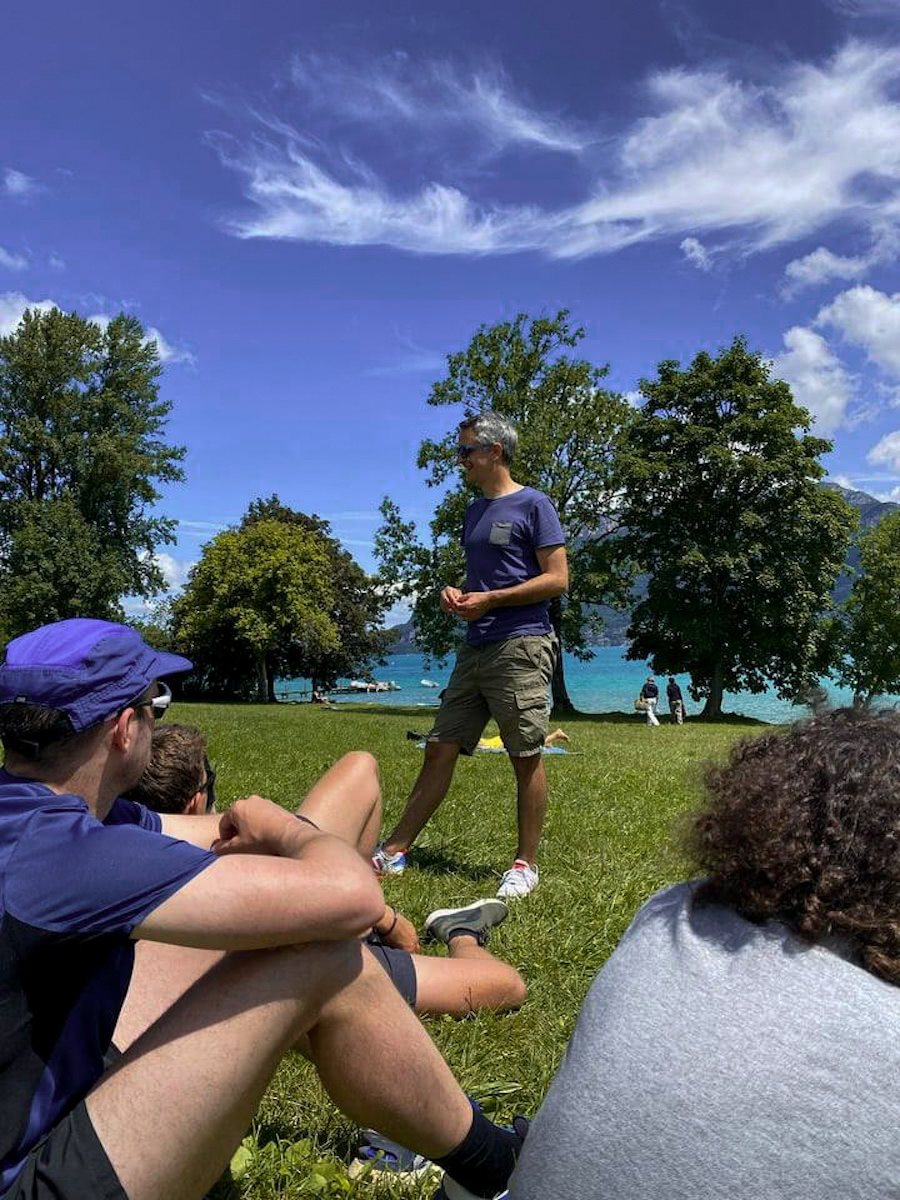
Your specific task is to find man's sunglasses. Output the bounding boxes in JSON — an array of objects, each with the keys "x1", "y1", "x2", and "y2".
[
  {"x1": 200, "y1": 755, "x2": 217, "y2": 812},
  {"x1": 132, "y1": 680, "x2": 173, "y2": 721},
  {"x1": 455, "y1": 442, "x2": 493, "y2": 459}
]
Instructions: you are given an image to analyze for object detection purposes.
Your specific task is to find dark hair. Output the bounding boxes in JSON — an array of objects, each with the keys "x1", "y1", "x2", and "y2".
[
  {"x1": 686, "y1": 707, "x2": 900, "y2": 984},
  {"x1": 0, "y1": 702, "x2": 78, "y2": 762},
  {"x1": 124, "y1": 723, "x2": 207, "y2": 814}
]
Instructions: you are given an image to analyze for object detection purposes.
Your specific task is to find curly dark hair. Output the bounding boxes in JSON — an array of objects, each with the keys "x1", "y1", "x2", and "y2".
[{"x1": 687, "y1": 706, "x2": 900, "y2": 985}]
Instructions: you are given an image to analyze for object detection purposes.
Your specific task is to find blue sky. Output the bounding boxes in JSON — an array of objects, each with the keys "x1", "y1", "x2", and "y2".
[{"x1": 5, "y1": 0, "x2": 900, "y2": 619}]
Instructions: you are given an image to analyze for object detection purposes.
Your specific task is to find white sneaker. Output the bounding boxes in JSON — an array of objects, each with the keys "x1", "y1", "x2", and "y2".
[{"x1": 496, "y1": 860, "x2": 539, "y2": 899}]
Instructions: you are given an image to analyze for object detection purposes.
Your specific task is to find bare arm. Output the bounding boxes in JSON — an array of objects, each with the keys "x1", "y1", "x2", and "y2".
[
  {"x1": 452, "y1": 544, "x2": 568, "y2": 620},
  {"x1": 133, "y1": 796, "x2": 384, "y2": 950},
  {"x1": 158, "y1": 811, "x2": 222, "y2": 850}
]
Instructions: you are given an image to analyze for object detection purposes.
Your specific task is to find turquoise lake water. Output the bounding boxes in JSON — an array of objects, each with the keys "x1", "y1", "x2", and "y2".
[{"x1": 279, "y1": 645, "x2": 891, "y2": 724}]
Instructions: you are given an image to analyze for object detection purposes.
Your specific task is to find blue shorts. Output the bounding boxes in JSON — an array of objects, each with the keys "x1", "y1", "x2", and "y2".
[
  {"x1": 5, "y1": 1101, "x2": 125, "y2": 1200},
  {"x1": 365, "y1": 941, "x2": 418, "y2": 1008}
]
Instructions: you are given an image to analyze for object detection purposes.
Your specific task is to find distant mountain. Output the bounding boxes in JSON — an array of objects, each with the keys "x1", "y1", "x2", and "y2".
[{"x1": 385, "y1": 483, "x2": 898, "y2": 652}]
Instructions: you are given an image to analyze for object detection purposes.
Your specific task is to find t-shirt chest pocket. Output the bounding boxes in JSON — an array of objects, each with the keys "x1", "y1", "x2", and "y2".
[{"x1": 488, "y1": 520, "x2": 513, "y2": 546}]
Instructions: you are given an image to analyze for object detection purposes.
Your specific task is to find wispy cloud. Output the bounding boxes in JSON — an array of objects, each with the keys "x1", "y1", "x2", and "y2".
[
  {"x1": 210, "y1": 41, "x2": 900, "y2": 261},
  {"x1": 176, "y1": 519, "x2": 228, "y2": 538},
  {"x1": 0, "y1": 247, "x2": 28, "y2": 271},
  {"x1": 3, "y1": 168, "x2": 43, "y2": 199},
  {"x1": 87, "y1": 312, "x2": 196, "y2": 366},
  {"x1": 679, "y1": 236, "x2": 713, "y2": 271},
  {"x1": 366, "y1": 333, "x2": 446, "y2": 377}
]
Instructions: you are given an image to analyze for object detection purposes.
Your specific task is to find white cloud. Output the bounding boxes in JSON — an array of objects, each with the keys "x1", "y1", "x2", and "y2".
[
  {"x1": 0, "y1": 294, "x2": 194, "y2": 365},
  {"x1": 781, "y1": 246, "x2": 869, "y2": 296},
  {"x1": 623, "y1": 389, "x2": 644, "y2": 408},
  {"x1": 771, "y1": 325, "x2": 856, "y2": 433},
  {"x1": 211, "y1": 40, "x2": 900, "y2": 260},
  {"x1": 3, "y1": 168, "x2": 41, "y2": 198},
  {"x1": 49, "y1": 254, "x2": 65, "y2": 271},
  {"x1": 0, "y1": 247, "x2": 28, "y2": 271},
  {"x1": 153, "y1": 552, "x2": 196, "y2": 590},
  {"x1": 0, "y1": 292, "x2": 58, "y2": 335},
  {"x1": 816, "y1": 284, "x2": 900, "y2": 376},
  {"x1": 868, "y1": 430, "x2": 900, "y2": 470},
  {"x1": 679, "y1": 236, "x2": 712, "y2": 271},
  {"x1": 286, "y1": 54, "x2": 589, "y2": 155}
]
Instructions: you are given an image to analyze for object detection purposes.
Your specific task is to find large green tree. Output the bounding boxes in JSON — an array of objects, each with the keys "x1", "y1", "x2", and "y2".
[
  {"x1": 241, "y1": 496, "x2": 392, "y2": 691},
  {"x1": 171, "y1": 519, "x2": 339, "y2": 702},
  {"x1": 619, "y1": 337, "x2": 857, "y2": 717},
  {"x1": 0, "y1": 307, "x2": 185, "y2": 637},
  {"x1": 828, "y1": 511, "x2": 900, "y2": 706},
  {"x1": 375, "y1": 310, "x2": 634, "y2": 712}
]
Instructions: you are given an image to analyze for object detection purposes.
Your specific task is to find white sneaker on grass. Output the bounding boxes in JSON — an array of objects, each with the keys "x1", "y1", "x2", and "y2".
[
  {"x1": 348, "y1": 1129, "x2": 438, "y2": 1181},
  {"x1": 371, "y1": 841, "x2": 407, "y2": 876},
  {"x1": 496, "y1": 860, "x2": 539, "y2": 899}
]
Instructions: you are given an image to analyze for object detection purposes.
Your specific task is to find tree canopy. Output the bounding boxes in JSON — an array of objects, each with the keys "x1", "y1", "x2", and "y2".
[
  {"x1": 619, "y1": 337, "x2": 858, "y2": 717},
  {"x1": 375, "y1": 310, "x2": 634, "y2": 711},
  {"x1": 172, "y1": 518, "x2": 339, "y2": 702},
  {"x1": 171, "y1": 498, "x2": 390, "y2": 701},
  {"x1": 828, "y1": 511, "x2": 900, "y2": 706},
  {"x1": 0, "y1": 307, "x2": 185, "y2": 637}
]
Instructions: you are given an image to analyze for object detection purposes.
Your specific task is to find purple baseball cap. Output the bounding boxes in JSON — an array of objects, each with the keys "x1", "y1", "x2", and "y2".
[{"x1": 0, "y1": 618, "x2": 193, "y2": 732}]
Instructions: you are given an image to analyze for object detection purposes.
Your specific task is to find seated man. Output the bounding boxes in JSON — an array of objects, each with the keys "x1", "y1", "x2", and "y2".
[
  {"x1": 509, "y1": 707, "x2": 900, "y2": 1199},
  {"x1": 123, "y1": 722, "x2": 526, "y2": 1022},
  {"x1": 0, "y1": 619, "x2": 525, "y2": 1200}
]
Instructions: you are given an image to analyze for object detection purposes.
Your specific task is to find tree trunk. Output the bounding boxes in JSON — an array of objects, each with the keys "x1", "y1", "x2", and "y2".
[
  {"x1": 267, "y1": 662, "x2": 276, "y2": 704},
  {"x1": 548, "y1": 600, "x2": 576, "y2": 714},
  {"x1": 701, "y1": 657, "x2": 725, "y2": 718},
  {"x1": 255, "y1": 655, "x2": 268, "y2": 704}
]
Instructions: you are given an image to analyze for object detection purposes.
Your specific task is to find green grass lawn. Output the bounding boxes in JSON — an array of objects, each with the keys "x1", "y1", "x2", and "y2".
[{"x1": 176, "y1": 701, "x2": 767, "y2": 1198}]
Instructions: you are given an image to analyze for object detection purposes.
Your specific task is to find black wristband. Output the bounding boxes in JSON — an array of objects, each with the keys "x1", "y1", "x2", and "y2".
[
  {"x1": 376, "y1": 907, "x2": 398, "y2": 937},
  {"x1": 294, "y1": 813, "x2": 320, "y2": 830}
]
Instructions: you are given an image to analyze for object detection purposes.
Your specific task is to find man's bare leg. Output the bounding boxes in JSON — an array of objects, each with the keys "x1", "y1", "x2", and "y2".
[
  {"x1": 383, "y1": 740, "x2": 461, "y2": 856},
  {"x1": 92, "y1": 941, "x2": 478, "y2": 1200},
  {"x1": 298, "y1": 750, "x2": 382, "y2": 858},
  {"x1": 115, "y1": 750, "x2": 384, "y2": 1052},
  {"x1": 412, "y1": 935, "x2": 526, "y2": 1017},
  {"x1": 510, "y1": 753, "x2": 546, "y2": 866}
]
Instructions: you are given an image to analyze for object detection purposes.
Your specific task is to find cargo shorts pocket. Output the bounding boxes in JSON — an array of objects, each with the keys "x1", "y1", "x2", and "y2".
[{"x1": 509, "y1": 687, "x2": 550, "y2": 752}]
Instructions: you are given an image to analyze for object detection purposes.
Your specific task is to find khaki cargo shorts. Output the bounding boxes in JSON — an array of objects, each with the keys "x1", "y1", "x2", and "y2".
[{"x1": 429, "y1": 634, "x2": 557, "y2": 757}]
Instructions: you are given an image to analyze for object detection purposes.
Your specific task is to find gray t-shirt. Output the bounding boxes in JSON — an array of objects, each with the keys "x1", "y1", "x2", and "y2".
[{"x1": 510, "y1": 882, "x2": 900, "y2": 1200}]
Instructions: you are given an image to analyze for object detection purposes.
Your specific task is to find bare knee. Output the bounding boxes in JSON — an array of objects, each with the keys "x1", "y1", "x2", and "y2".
[
  {"x1": 495, "y1": 965, "x2": 527, "y2": 1011},
  {"x1": 424, "y1": 740, "x2": 460, "y2": 766},
  {"x1": 339, "y1": 750, "x2": 380, "y2": 780}
]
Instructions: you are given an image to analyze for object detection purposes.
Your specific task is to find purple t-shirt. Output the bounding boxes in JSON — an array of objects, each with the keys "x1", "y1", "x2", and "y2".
[
  {"x1": 0, "y1": 773, "x2": 215, "y2": 1192},
  {"x1": 462, "y1": 486, "x2": 565, "y2": 646}
]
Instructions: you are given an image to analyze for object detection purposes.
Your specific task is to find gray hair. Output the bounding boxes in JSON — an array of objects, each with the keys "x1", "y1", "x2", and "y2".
[{"x1": 459, "y1": 411, "x2": 518, "y2": 464}]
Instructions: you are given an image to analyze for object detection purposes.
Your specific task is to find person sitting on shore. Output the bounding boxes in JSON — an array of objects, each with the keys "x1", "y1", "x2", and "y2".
[
  {"x1": 509, "y1": 707, "x2": 900, "y2": 1198},
  {"x1": 0, "y1": 618, "x2": 526, "y2": 1200}
]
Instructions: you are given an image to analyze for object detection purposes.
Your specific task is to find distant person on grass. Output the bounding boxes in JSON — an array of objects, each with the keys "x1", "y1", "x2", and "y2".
[
  {"x1": 375, "y1": 411, "x2": 568, "y2": 899},
  {"x1": 510, "y1": 707, "x2": 900, "y2": 1199},
  {"x1": 639, "y1": 675, "x2": 659, "y2": 726},
  {"x1": 124, "y1": 723, "x2": 526, "y2": 1025},
  {"x1": 666, "y1": 677, "x2": 685, "y2": 725},
  {"x1": 0, "y1": 618, "x2": 525, "y2": 1200}
]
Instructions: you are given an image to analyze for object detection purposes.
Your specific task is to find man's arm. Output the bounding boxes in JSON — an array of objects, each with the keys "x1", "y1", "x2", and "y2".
[
  {"x1": 453, "y1": 544, "x2": 568, "y2": 621},
  {"x1": 133, "y1": 795, "x2": 384, "y2": 950},
  {"x1": 158, "y1": 811, "x2": 222, "y2": 849}
]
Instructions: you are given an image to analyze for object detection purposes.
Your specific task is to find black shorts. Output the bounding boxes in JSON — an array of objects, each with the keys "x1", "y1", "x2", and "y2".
[
  {"x1": 365, "y1": 941, "x2": 418, "y2": 1008},
  {"x1": 5, "y1": 1100, "x2": 126, "y2": 1200}
]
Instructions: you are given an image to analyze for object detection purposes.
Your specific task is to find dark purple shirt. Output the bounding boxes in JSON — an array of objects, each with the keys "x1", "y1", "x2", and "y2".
[{"x1": 462, "y1": 486, "x2": 565, "y2": 646}]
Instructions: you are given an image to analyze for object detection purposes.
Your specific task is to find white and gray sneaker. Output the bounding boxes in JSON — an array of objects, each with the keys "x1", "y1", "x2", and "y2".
[
  {"x1": 425, "y1": 898, "x2": 508, "y2": 945},
  {"x1": 496, "y1": 860, "x2": 539, "y2": 899}
]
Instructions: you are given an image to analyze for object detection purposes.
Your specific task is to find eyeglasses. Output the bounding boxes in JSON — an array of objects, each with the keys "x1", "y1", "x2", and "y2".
[
  {"x1": 132, "y1": 680, "x2": 172, "y2": 721},
  {"x1": 200, "y1": 755, "x2": 217, "y2": 813},
  {"x1": 455, "y1": 442, "x2": 493, "y2": 459}
]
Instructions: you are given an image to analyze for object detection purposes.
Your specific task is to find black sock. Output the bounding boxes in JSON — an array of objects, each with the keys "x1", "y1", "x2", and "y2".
[{"x1": 434, "y1": 1103, "x2": 524, "y2": 1197}]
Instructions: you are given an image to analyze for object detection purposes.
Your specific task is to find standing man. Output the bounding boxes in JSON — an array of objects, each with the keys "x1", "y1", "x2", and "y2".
[
  {"x1": 374, "y1": 412, "x2": 568, "y2": 899},
  {"x1": 666, "y1": 676, "x2": 685, "y2": 725}
]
